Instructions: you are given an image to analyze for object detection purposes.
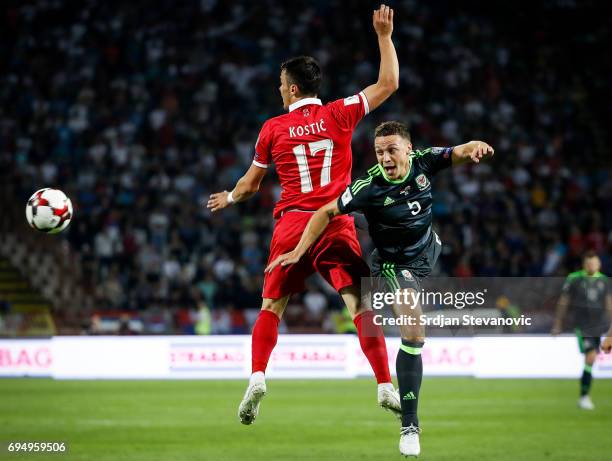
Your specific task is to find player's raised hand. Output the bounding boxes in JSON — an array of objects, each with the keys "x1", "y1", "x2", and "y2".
[
  {"x1": 467, "y1": 141, "x2": 494, "y2": 164},
  {"x1": 373, "y1": 4, "x2": 394, "y2": 38},
  {"x1": 603, "y1": 335, "x2": 612, "y2": 353},
  {"x1": 206, "y1": 191, "x2": 231, "y2": 212},
  {"x1": 265, "y1": 250, "x2": 302, "y2": 273}
]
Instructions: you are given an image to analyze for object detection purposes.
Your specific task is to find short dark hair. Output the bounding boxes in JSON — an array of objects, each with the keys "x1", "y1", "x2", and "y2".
[
  {"x1": 280, "y1": 56, "x2": 321, "y2": 97},
  {"x1": 374, "y1": 121, "x2": 411, "y2": 142},
  {"x1": 583, "y1": 250, "x2": 599, "y2": 261}
]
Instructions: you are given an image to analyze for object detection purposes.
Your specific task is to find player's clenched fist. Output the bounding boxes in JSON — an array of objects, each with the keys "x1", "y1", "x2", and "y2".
[
  {"x1": 373, "y1": 4, "x2": 394, "y2": 37},
  {"x1": 206, "y1": 191, "x2": 230, "y2": 212}
]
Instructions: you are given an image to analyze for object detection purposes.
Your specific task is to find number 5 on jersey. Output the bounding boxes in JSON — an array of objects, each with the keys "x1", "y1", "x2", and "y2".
[
  {"x1": 408, "y1": 200, "x2": 421, "y2": 215},
  {"x1": 292, "y1": 139, "x2": 334, "y2": 193}
]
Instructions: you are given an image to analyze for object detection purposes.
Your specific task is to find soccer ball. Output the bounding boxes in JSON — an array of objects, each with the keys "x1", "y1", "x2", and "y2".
[{"x1": 25, "y1": 188, "x2": 73, "y2": 234}]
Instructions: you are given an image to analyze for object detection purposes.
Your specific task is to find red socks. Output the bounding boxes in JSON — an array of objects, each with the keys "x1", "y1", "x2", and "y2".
[
  {"x1": 251, "y1": 309, "x2": 390, "y2": 384},
  {"x1": 251, "y1": 310, "x2": 280, "y2": 373},
  {"x1": 354, "y1": 310, "x2": 391, "y2": 384}
]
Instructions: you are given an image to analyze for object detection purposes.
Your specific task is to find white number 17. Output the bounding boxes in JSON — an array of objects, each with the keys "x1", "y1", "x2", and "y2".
[{"x1": 292, "y1": 139, "x2": 334, "y2": 193}]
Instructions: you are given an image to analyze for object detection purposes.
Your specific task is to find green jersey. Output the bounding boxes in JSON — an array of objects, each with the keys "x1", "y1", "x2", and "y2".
[
  {"x1": 337, "y1": 147, "x2": 452, "y2": 261},
  {"x1": 562, "y1": 270, "x2": 610, "y2": 334}
]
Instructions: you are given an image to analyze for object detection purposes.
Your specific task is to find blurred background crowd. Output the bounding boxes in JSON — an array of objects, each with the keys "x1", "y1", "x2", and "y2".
[{"x1": 1, "y1": 0, "x2": 610, "y2": 335}]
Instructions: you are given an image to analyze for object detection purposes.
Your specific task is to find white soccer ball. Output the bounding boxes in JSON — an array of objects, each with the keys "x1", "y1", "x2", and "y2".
[{"x1": 25, "y1": 188, "x2": 73, "y2": 234}]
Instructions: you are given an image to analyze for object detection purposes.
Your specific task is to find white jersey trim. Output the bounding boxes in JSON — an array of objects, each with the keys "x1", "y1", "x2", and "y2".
[
  {"x1": 359, "y1": 91, "x2": 370, "y2": 115},
  {"x1": 289, "y1": 97, "x2": 322, "y2": 112},
  {"x1": 252, "y1": 160, "x2": 268, "y2": 169}
]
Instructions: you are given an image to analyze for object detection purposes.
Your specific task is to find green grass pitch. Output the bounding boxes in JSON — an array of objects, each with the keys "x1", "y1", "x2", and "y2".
[{"x1": 1, "y1": 378, "x2": 611, "y2": 460}]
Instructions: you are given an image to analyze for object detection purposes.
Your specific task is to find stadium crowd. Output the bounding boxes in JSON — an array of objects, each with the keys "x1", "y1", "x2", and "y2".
[{"x1": 1, "y1": 0, "x2": 610, "y2": 334}]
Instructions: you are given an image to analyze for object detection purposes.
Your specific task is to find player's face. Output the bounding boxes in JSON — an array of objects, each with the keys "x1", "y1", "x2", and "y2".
[
  {"x1": 375, "y1": 135, "x2": 412, "y2": 180},
  {"x1": 279, "y1": 71, "x2": 293, "y2": 110},
  {"x1": 583, "y1": 256, "x2": 601, "y2": 275}
]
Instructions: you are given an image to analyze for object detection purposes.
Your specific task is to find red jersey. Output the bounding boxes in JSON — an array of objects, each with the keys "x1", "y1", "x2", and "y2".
[{"x1": 254, "y1": 93, "x2": 370, "y2": 218}]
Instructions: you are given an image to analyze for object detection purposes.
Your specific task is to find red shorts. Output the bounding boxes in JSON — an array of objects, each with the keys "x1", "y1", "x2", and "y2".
[{"x1": 262, "y1": 211, "x2": 370, "y2": 299}]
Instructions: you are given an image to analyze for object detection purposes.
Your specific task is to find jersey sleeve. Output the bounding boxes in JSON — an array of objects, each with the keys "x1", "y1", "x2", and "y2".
[
  {"x1": 337, "y1": 174, "x2": 372, "y2": 214},
  {"x1": 326, "y1": 92, "x2": 370, "y2": 131},
  {"x1": 414, "y1": 147, "x2": 453, "y2": 176},
  {"x1": 253, "y1": 121, "x2": 273, "y2": 168}
]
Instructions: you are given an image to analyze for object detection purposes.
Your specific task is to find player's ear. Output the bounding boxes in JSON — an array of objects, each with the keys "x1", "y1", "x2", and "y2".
[{"x1": 290, "y1": 83, "x2": 299, "y2": 97}]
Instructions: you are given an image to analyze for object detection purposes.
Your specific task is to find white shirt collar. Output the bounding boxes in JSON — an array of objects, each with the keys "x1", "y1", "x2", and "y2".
[{"x1": 289, "y1": 97, "x2": 322, "y2": 112}]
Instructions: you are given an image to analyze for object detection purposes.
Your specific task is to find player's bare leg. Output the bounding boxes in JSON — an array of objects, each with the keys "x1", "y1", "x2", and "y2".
[
  {"x1": 392, "y1": 291, "x2": 424, "y2": 457},
  {"x1": 238, "y1": 296, "x2": 289, "y2": 425},
  {"x1": 340, "y1": 286, "x2": 400, "y2": 418},
  {"x1": 578, "y1": 349, "x2": 597, "y2": 410}
]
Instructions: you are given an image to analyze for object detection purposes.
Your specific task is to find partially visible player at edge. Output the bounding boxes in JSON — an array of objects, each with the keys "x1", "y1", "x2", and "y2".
[
  {"x1": 207, "y1": 5, "x2": 400, "y2": 425},
  {"x1": 552, "y1": 251, "x2": 612, "y2": 410},
  {"x1": 266, "y1": 121, "x2": 494, "y2": 457}
]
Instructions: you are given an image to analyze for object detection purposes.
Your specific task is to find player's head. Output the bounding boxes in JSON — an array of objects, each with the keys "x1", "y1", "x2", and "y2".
[
  {"x1": 279, "y1": 56, "x2": 321, "y2": 110},
  {"x1": 374, "y1": 121, "x2": 413, "y2": 180},
  {"x1": 582, "y1": 251, "x2": 601, "y2": 275}
]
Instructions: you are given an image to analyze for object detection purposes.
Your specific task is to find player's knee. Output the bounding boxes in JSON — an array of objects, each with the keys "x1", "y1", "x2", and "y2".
[
  {"x1": 348, "y1": 305, "x2": 370, "y2": 319},
  {"x1": 339, "y1": 285, "x2": 365, "y2": 319},
  {"x1": 585, "y1": 350, "x2": 597, "y2": 365},
  {"x1": 401, "y1": 331, "x2": 425, "y2": 343},
  {"x1": 261, "y1": 298, "x2": 287, "y2": 317},
  {"x1": 261, "y1": 303, "x2": 283, "y2": 316}
]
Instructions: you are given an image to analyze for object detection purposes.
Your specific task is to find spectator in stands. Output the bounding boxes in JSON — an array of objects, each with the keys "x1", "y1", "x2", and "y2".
[{"x1": 1, "y1": 1, "x2": 609, "y2": 334}]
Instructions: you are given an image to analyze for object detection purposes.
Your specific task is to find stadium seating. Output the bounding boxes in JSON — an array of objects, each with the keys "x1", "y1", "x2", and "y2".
[{"x1": 1, "y1": 1, "x2": 610, "y2": 334}]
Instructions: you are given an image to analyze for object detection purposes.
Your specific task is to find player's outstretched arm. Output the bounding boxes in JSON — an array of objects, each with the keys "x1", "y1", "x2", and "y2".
[
  {"x1": 451, "y1": 141, "x2": 495, "y2": 166},
  {"x1": 206, "y1": 164, "x2": 267, "y2": 212},
  {"x1": 265, "y1": 199, "x2": 343, "y2": 272},
  {"x1": 361, "y1": 4, "x2": 399, "y2": 112}
]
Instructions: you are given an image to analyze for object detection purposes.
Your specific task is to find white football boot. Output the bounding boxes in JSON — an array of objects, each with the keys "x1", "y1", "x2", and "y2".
[
  {"x1": 238, "y1": 371, "x2": 267, "y2": 424},
  {"x1": 578, "y1": 395, "x2": 595, "y2": 410},
  {"x1": 399, "y1": 424, "x2": 421, "y2": 457},
  {"x1": 377, "y1": 382, "x2": 402, "y2": 419}
]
